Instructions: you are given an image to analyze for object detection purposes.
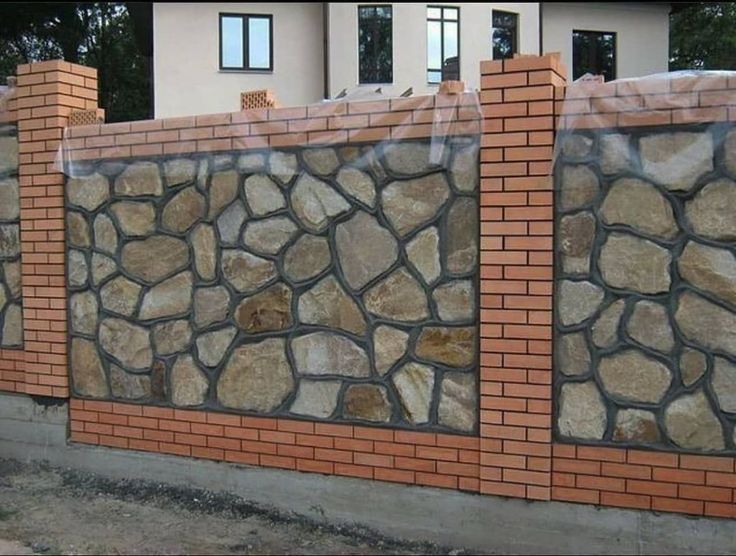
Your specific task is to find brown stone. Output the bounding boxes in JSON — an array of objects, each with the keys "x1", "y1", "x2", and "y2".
[
  {"x1": 70, "y1": 291, "x2": 98, "y2": 335},
  {"x1": 208, "y1": 170, "x2": 239, "y2": 219},
  {"x1": 678, "y1": 241, "x2": 736, "y2": 306},
  {"x1": 114, "y1": 162, "x2": 163, "y2": 197},
  {"x1": 110, "y1": 201, "x2": 156, "y2": 236},
  {"x1": 446, "y1": 197, "x2": 478, "y2": 274},
  {"x1": 110, "y1": 365, "x2": 151, "y2": 400},
  {"x1": 67, "y1": 173, "x2": 109, "y2": 211},
  {"x1": 297, "y1": 276, "x2": 365, "y2": 335},
  {"x1": 600, "y1": 178, "x2": 678, "y2": 239},
  {"x1": 627, "y1": 300, "x2": 675, "y2": 353},
  {"x1": 559, "y1": 211, "x2": 595, "y2": 274},
  {"x1": 557, "y1": 280, "x2": 604, "y2": 326},
  {"x1": 191, "y1": 223, "x2": 217, "y2": 281},
  {"x1": 151, "y1": 360, "x2": 167, "y2": 401},
  {"x1": 433, "y1": 280, "x2": 474, "y2": 322},
  {"x1": 557, "y1": 381, "x2": 607, "y2": 440},
  {"x1": 560, "y1": 165, "x2": 599, "y2": 211},
  {"x1": 194, "y1": 286, "x2": 231, "y2": 329},
  {"x1": 664, "y1": 390, "x2": 724, "y2": 451},
  {"x1": 162, "y1": 186, "x2": 205, "y2": 233},
  {"x1": 335, "y1": 211, "x2": 398, "y2": 290},
  {"x1": 599, "y1": 232, "x2": 672, "y2": 294},
  {"x1": 196, "y1": 326, "x2": 236, "y2": 367},
  {"x1": 170, "y1": 355, "x2": 208, "y2": 407},
  {"x1": 242, "y1": 216, "x2": 298, "y2": 255},
  {"x1": 675, "y1": 291, "x2": 736, "y2": 357},
  {"x1": 392, "y1": 362, "x2": 435, "y2": 424},
  {"x1": 591, "y1": 299, "x2": 625, "y2": 348},
  {"x1": 236, "y1": 282, "x2": 293, "y2": 333},
  {"x1": 561, "y1": 134, "x2": 593, "y2": 159},
  {"x1": 243, "y1": 174, "x2": 286, "y2": 217},
  {"x1": 221, "y1": 249, "x2": 277, "y2": 293},
  {"x1": 70, "y1": 337, "x2": 109, "y2": 398},
  {"x1": 343, "y1": 384, "x2": 392, "y2": 423},
  {"x1": 139, "y1": 271, "x2": 193, "y2": 321},
  {"x1": 437, "y1": 372, "x2": 476, "y2": 432},
  {"x1": 599, "y1": 349, "x2": 672, "y2": 403},
  {"x1": 283, "y1": 234, "x2": 331, "y2": 283},
  {"x1": 68, "y1": 211, "x2": 90, "y2": 248},
  {"x1": 405, "y1": 226, "x2": 441, "y2": 285},
  {"x1": 640, "y1": 131, "x2": 713, "y2": 191},
  {"x1": 685, "y1": 178, "x2": 736, "y2": 240},
  {"x1": 99, "y1": 317, "x2": 152, "y2": 370},
  {"x1": 557, "y1": 332, "x2": 590, "y2": 376},
  {"x1": 302, "y1": 148, "x2": 339, "y2": 176},
  {"x1": 373, "y1": 325, "x2": 409, "y2": 376},
  {"x1": 364, "y1": 268, "x2": 429, "y2": 322},
  {"x1": 415, "y1": 326, "x2": 475, "y2": 368},
  {"x1": 382, "y1": 173, "x2": 450, "y2": 237},
  {"x1": 163, "y1": 158, "x2": 197, "y2": 188},
  {"x1": 335, "y1": 167, "x2": 376, "y2": 207},
  {"x1": 680, "y1": 347, "x2": 706, "y2": 387},
  {"x1": 291, "y1": 174, "x2": 350, "y2": 232},
  {"x1": 93, "y1": 214, "x2": 118, "y2": 255},
  {"x1": 613, "y1": 409, "x2": 660, "y2": 443},
  {"x1": 153, "y1": 319, "x2": 192, "y2": 356},
  {"x1": 121, "y1": 235, "x2": 190, "y2": 284}
]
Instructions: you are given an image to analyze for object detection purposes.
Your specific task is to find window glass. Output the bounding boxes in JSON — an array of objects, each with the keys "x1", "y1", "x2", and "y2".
[
  {"x1": 427, "y1": 20, "x2": 442, "y2": 69},
  {"x1": 359, "y1": 6, "x2": 393, "y2": 83},
  {"x1": 221, "y1": 16, "x2": 244, "y2": 68},
  {"x1": 248, "y1": 17, "x2": 271, "y2": 69},
  {"x1": 427, "y1": 6, "x2": 460, "y2": 83},
  {"x1": 573, "y1": 30, "x2": 616, "y2": 81},
  {"x1": 492, "y1": 10, "x2": 517, "y2": 60},
  {"x1": 219, "y1": 14, "x2": 272, "y2": 71}
]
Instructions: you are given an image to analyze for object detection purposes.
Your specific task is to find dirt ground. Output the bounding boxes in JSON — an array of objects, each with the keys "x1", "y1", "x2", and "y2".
[{"x1": 0, "y1": 459, "x2": 468, "y2": 555}]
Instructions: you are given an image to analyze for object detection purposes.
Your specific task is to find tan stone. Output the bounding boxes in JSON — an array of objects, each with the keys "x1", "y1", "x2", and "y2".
[
  {"x1": 302, "y1": 148, "x2": 339, "y2": 176},
  {"x1": 599, "y1": 232, "x2": 672, "y2": 294},
  {"x1": 405, "y1": 226, "x2": 441, "y2": 285},
  {"x1": 415, "y1": 326, "x2": 475, "y2": 368},
  {"x1": 217, "y1": 201, "x2": 247, "y2": 245},
  {"x1": 70, "y1": 337, "x2": 109, "y2": 398},
  {"x1": 0, "y1": 177, "x2": 19, "y2": 220},
  {"x1": 557, "y1": 332, "x2": 590, "y2": 376},
  {"x1": 382, "y1": 173, "x2": 450, "y2": 237},
  {"x1": 558, "y1": 381, "x2": 607, "y2": 440},
  {"x1": 343, "y1": 384, "x2": 391, "y2": 423},
  {"x1": 163, "y1": 158, "x2": 197, "y2": 188},
  {"x1": 121, "y1": 235, "x2": 190, "y2": 284},
  {"x1": 438, "y1": 372, "x2": 476, "y2": 432},
  {"x1": 613, "y1": 409, "x2": 660, "y2": 443},
  {"x1": 289, "y1": 380, "x2": 341, "y2": 418},
  {"x1": 599, "y1": 134, "x2": 630, "y2": 174},
  {"x1": 196, "y1": 326, "x2": 236, "y2": 367},
  {"x1": 600, "y1": 178, "x2": 677, "y2": 239},
  {"x1": 2, "y1": 261, "x2": 20, "y2": 299},
  {"x1": 297, "y1": 276, "x2": 365, "y2": 335},
  {"x1": 373, "y1": 325, "x2": 409, "y2": 375},
  {"x1": 99, "y1": 317, "x2": 152, "y2": 370},
  {"x1": 559, "y1": 211, "x2": 595, "y2": 274},
  {"x1": 0, "y1": 304, "x2": 21, "y2": 347},
  {"x1": 364, "y1": 268, "x2": 429, "y2": 322},
  {"x1": 110, "y1": 201, "x2": 156, "y2": 236},
  {"x1": 139, "y1": 272, "x2": 193, "y2": 321},
  {"x1": 712, "y1": 357, "x2": 736, "y2": 413},
  {"x1": 162, "y1": 186, "x2": 205, "y2": 233},
  {"x1": 592, "y1": 299, "x2": 625, "y2": 348},
  {"x1": 450, "y1": 143, "x2": 479, "y2": 192},
  {"x1": 170, "y1": 355, "x2": 208, "y2": 407},
  {"x1": 291, "y1": 174, "x2": 350, "y2": 232},
  {"x1": 110, "y1": 365, "x2": 151, "y2": 400},
  {"x1": 243, "y1": 174, "x2": 286, "y2": 217},
  {"x1": 627, "y1": 300, "x2": 675, "y2": 353},
  {"x1": 236, "y1": 282, "x2": 293, "y2": 333},
  {"x1": 680, "y1": 347, "x2": 706, "y2": 387},
  {"x1": 67, "y1": 250, "x2": 88, "y2": 288},
  {"x1": 67, "y1": 173, "x2": 109, "y2": 211},
  {"x1": 335, "y1": 211, "x2": 398, "y2": 290},
  {"x1": 664, "y1": 390, "x2": 724, "y2": 451},
  {"x1": 242, "y1": 216, "x2": 297, "y2": 255},
  {"x1": 283, "y1": 234, "x2": 331, "y2": 282},
  {"x1": 93, "y1": 214, "x2": 118, "y2": 255},
  {"x1": 90, "y1": 253, "x2": 116, "y2": 286},
  {"x1": 70, "y1": 291, "x2": 98, "y2": 335},
  {"x1": 208, "y1": 170, "x2": 239, "y2": 219},
  {"x1": 557, "y1": 280, "x2": 604, "y2": 326},
  {"x1": 433, "y1": 280, "x2": 474, "y2": 322},
  {"x1": 335, "y1": 167, "x2": 376, "y2": 207},
  {"x1": 685, "y1": 178, "x2": 736, "y2": 240},
  {"x1": 392, "y1": 362, "x2": 435, "y2": 424},
  {"x1": 68, "y1": 211, "x2": 90, "y2": 248},
  {"x1": 561, "y1": 134, "x2": 593, "y2": 159},
  {"x1": 446, "y1": 197, "x2": 478, "y2": 274},
  {"x1": 221, "y1": 249, "x2": 277, "y2": 293},
  {"x1": 114, "y1": 162, "x2": 163, "y2": 196},
  {"x1": 269, "y1": 152, "x2": 298, "y2": 184},
  {"x1": 153, "y1": 319, "x2": 192, "y2": 356},
  {"x1": 291, "y1": 332, "x2": 370, "y2": 377},
  {"x1": 383, "y1": 142, "x2": 443, "y2": 175},
  {"x1": 599, "y1": 349, "x2": 672, "y2": 403},
  {"x1": 194, "y1": 286, "x2": 230, "y2": 329},
  {"x1": 640, "y1": 131, "x2": 713, "y2": 191},
  {"x1": 191, "y1": 223, "x2": 217, "y2": 281},
  {"x1": 675, "y1": 291, "x2": 736, "y2": 357},
  {"x1": 679, "y1": 241, "x2": 736, "y2": 306},
  {"x1": 560, "y1": 165, "x2": 599, "y2": 211}
]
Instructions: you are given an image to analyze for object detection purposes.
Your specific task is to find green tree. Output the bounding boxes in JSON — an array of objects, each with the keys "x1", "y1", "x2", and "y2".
[
  {"x1": 670, "y1": 3, "x2": 736, "y2": 71},
  {"x1": 0, "y1": 3, "x2": 150, "y2": 122}
]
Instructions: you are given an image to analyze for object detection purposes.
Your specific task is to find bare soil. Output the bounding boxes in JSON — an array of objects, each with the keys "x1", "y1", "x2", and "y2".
[{"x1": 0, "y1": 459, "x2": 468, "y2": 555}]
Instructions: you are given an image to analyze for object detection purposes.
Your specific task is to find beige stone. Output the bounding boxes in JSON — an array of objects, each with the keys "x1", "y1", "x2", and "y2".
[
  {"x1": 685, "y1": 178, "x2": 736, "y2": 240},
  {"x1": 373, "y1": 325, "x2": 409, "y2": 375},
  {"x1": 382, "y1": 173, "x2": 450, "y2": 237},
  {"x1": 591, "y1": 299, "x2": 625, "y2": 348},
  {"x1": 67, "y1": 173, "x2": 109, "y2": 211},
  {"x1": 364, "y1": 268, "x2": 429, "y2": 322},
  {"x1": 664, "y1": 390, "x2": 724, "y2": 451},
  {"x1": 68, "y1": 250, "x2": 88, "y2": 288},
  {"x1": 335, "y1": 211, "x2": 398, "y2": 290},
  {"x1": 2, "y1": 261, "x2": 20, "y2": 299},
  {"x1": 283, "y1": 234, "x2": 331, "y2": 282},
  {"x1": 243, "y1": 174, "x2": 286, "y2": 217},
  {"x1": 121, "y1": 235, "x2": 190, "y2": 284},
  {"x1": 208, "y1": 170, "x2": 238, "y2": 219},
  {"x1": 558, "y1": 381, "x2": 607, "y2": 440},
  {"x1": 678, "y1": 241, "x2": 736, "y2": 305},
  {"x1": 433, "y1": 280, "x2": 474, "y2": 322},
  {"x1": 335, "y1": 167, "x2": 376, "y2": 207},
  {"x1": 236, "y1": 282, "x2": 293, "y2": 333},
  {"x1": 269, "y1": 152, "x2": 298, "y2": 184},
  {"x1": 90, "y1": 253, "x2": 116, "y2": 286},
  {"x1": 110, "y1": 365, "x2": 151, "y2": 400},
  {"x1": 613, "y1": 409, "x2": 660, "y2": 443},
  {"x1": 557, "y1": 280, "x2": 604, "y2": 326},
  {"x1": 302, "y1": 148, "x2": 339, "y2": 176},
  {"x1": 405, "y1": 226, "x2": 441, "y2": 285},
  {"x1": 163, "y1": 158, "x2": 197, "y2": 187},
  {"x1": 70, "y1": 337, "x2": 109, "y2": 398},
  {"x1": 559, "y1": 211, "x2": 595, "y2": 274},
  {"x1": 68, "y1": 211, "x2": 90, "y2": 248},
  {"x1": 170, "y1": 355, "x2": 208, "y2": 406},
  {"x1": 70, "y1": 291, "x2": 97, "y2": 335},
  {"x1": 343, "y1": 384, "x2": 391, "y2": 423},
  {"x1": 680, "y1": 347, "x2": 706, "y2": 387},
  {"x1": 242, "y1": 216, "x2": 297, "y2": 255},
  {"x1": 289, "y1": 379, "x2": 341, "y2": 418},
  {"x1": 561, "y1": 134, "x2": 593, "y2": 159},
  {"x1": 415, "y1": 326, "x2": 475, "y2": 368},
  {"x1": 216, "y1": 201, "x2": 247, "y2": 245},
  {"x1": 712, "y1": 357, "x2": 736, "y2": 413},
  {"x1": 196, "y1": 326, "x2": 236, "y2": 367},
  {"x1": 560, "y1": 165, "x2": 599, "y2": 211},
  {"x1": 93, "y1": 214, "x2": 118, "y2": 255},
  {"x1": 383, "y1": 142, "x2": 443, "y2": 175},
  {"x1": 191, "y1": 223, "x2": 217, "y2": 281},
  {"x1": 221, "y1": 249, "x2": 277, "y2": 293},
  {"x1": 0, "y1": 177, "x2": 19, "y2": 220},
  {"x1": 153, "y1": 319, "x2": 192, "y2": 356},
  {"x1": 640, "y1": 132, "x2": 713, "y2": 191},
  {"x1": 557, "y1": 332, "x2": 590, "y2": 376},
  {"x1": 450, "y1": 144, "x2": 479, "y2": 192},
  {"x1": 675, "y1": 291, "x2": 736, "y2": 357},
  {"x1": 446, "y1": 197, "x2": 478, "y2": 274},
  {"x1": 291, "y1": 174, "x2": 350, "y2": 232},
  {"x1": 139, "y1": 272, "x2": 193, "y2": 321},
  {"x1": 99, "y1": 317, "x2": 152, "y2": 370},
  {"x1": 599, "y1": 349, "x2": 672, "y2": 403},
  {"x1": 162, "y1": 186, "x2": 205, "y2": 233},
  {"x1": 392, "y1": 362, "x2": 435, "y2": 424},
  {"x1": 438, "y1": 372, "x2": 476, "y2": 432},
  {"x1": 599, "y1": 134, "x2": 630, "y2": 174},
  {"x1": 0, "y1": 304, "x2": 21, "y2": 347},
  {"x1": 291, "y1": 332, "x2": 370, "y2": 377},
  {"x1": 297, "y1": 276, "x2": 365, "y2": 335},
  {"x1": 193, "y1": 286, "x2": 230, "y2": 329},
  {"x1": 114, "y1": 162, "x2": 163, "y2": 196},
  {"x1": 599, "y1": 232, "x2": 672, "y2": 294},
  {"x1": 110, "y1": 201, "x2": 156, "y2": 236},
  {"x1": 627, "y1": 300, "x2": 675, "y2": 353},
  {"x1": 600, "y1": 178, "x2": 678, "y2": 239}
]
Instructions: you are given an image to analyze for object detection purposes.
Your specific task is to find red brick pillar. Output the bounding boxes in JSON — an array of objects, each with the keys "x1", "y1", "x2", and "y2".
[
  {"x1": 478, "y1": 54, "x2": 567, "y2": 500},
  {"x1": 14, "y1": 60, "x2": 98, "y2": 397}
]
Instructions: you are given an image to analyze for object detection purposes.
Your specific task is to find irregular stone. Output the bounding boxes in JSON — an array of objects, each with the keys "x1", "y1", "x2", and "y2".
[
  {"x1": 208, "y1": 170, "x2": 238, "y2": 219},
  {"x1": 242, "y1": 216, "x2": 297, "y2": 255},
  {"x1": 627, "y1": 300, "x2": 675, "y2": 353},
  {"x1": 67, "y1": 250, "x2": 88, "y2": 288},
  {"x1": 679, "y1": 241, "x2": 736, "y2": 306},
  {"x1": 269, "y1": 152, "x2": 298, "y2": 184},
  {"x1": 110, "y1": 201, "x2": 156, "y2": 236},
  {"x1": 335, "y1": 167, "x2": 376, "y2": 207},
  {"x1": 218, "y1": 338, "x2": 294, "y2": 411},
  {"x1": 139, "y1": 271, "x2": 193, "y2": 321},
  {"x1": 67, "y1": 211, "x2": 90, "y2": 248},
  {"x1": 236, "y1": 283, "x2": 293, "y2": 333},
  {"x1": 687, "y1": 179, "x2": 736, "y2": 241},
  {"x1": 152, "y1": 319, "x2": 192, "y2": 356},
  {"x1": 725, "y1": 129, "x2": 736, "y2": 176},
  {"x1": 283, "y1": 234, "x2": 331, "y2": 283},
  {"x1": 335, "y1": 211, "x2": 398, "y2": 290},
  {"x1": 190, "y1": 224, "x2": 217, "y2": 281},
  {"x1": 446, "y1": 197, "x2": 478, "y2": 275},
  {"x1": 680, "y1": 347, "x2": 707, "y2": 387},
  {"x1": 0, "y1": 286, "x2": 6, "y2": 313},
  {"x1": 613, "y1": 409, "x2": 660, "y2": 443},
  {"x1": 100, "y1": 276, "x2": 142, "y2": 317},
  {"x1": 0, "y1": 135, "x2": 18, "y2": 174},
  {"x1": 170, "y1": 355, "x2": 208, "y2": 407},
  {"x1": 99, "y1": 317, "x2": 152, "y2": 370},
  {"x1": 221, "y1": 249, "x2": 277, "y2": 293},
  {"x1": 110, "y1": 365, "x2": 151, "y2": 400},
  {"x1": 0, "y1": 178, "x2": 19, "y2": 219},
  {"x1": 3, "y1": 261, "x2": 20, "y2": 299},
  {"x1": 364, "y1": 268, "x2": 429, "y2": 322},
  {"x1": 97, "y1": 161, "x2": 126, "y2": 177},
  {"x1": 600, "y1": 178, "x2": 677, "y2": 239},
  {"x1": 244, "y1": 174, "x2": 286, "y2": 216},
  {"x1": 341, "y1": 146, "x2": 386, "y2": 181},
  {"x1": 557, "y1": 332, "x2": 590, "y2": 376},
  {"x1": 405, "y1": 226, "x2": 441, "y2": 285},
  {"x1": 373, "y1": 325, "x2": 409, "y2": 375},
  {"x1": 70, "y1": 291, "x2": 98, "y2": 335},
  {"x1": 298, "y1": 276, "x2": 365, "y2": 335},
  {"x1": 712, "y1": 357, "x2": 736, "y2": 413},
  {"x1": 675, "y1": 291, "x2": 736, "y2": 357},
  {"x1": 599, "y1": 349, "x2": 672, "y2": 403},
  {"x1": 150, "y1": 360, "x2": 167, "y2": 401},
  {"x1": 302, "y1": 148, "x2": 339, "y2": 176},
  {"x1": 238, "y1": 153, "x2": 265, "y2": 173},
  {"x1": 450, "y1": 144, "x2": 479, "y2": 192},
  {"x1": 70, "y1": 337, "x2": 109, "y2": 398},
  {"x1": 196, "y1": 326, "x2": 236, "y2": 367},
  {"x1": 640, "y1": 132, "x2": 713, "y2": 191},
  {"x1": 0, "y1": 225, "x2": 18, "y2": 258},
  {"x1": 557, "y1": 381, "x2": 607, "y2": 440},
  {"x1": 416, "y1": 327, "x2": 475, "y2": 368},
  {"x1": 291, "y1": 174, "x2": 350, "y2": 232},
  {"x1": 93, "y1": 214, "x2": 117, "y2": 255},
  {"x1": 214, "y1": 155, "x2": 233, "y2": 170},
  {"x1": 163, "y1": 158, "x2": 197, "y2": 187},
  {"x1": 599, "y1": 134, "x2": 630, "y2": 174},
  {"x1": 216, "y1": 201, "x2": 247, "y2": 245},
  {"x1": 559, "y1": 211, "x2": 595, "y2": 274},
  {"x1": 114, "y1": 161, "x2": 163, "y2": 196},
  {"x1": 197, "y1": 156, "x2": 210, "y2": 189},
  {"x1": 599, "y1": 232, "x2": 671, "y2": 294},
  {"x1": 343, "y1": 384, "x2": 391, "y2": 423},
  {"x1": 194, "y1": 286, "x2": 230, "y2": 329},
  {"x1": 438, "y1": 372, "x2": 476, "y2": 432},
  {"x1": 90, "y1": 253, "x2": 116, "y2": 286},
  {"x1": 0, "y1": 304, "x2": 21, "y2": 347},
  {"x1": 665, "y1": 390, "x2": 724, "y2": 451},
  {"x1": 121, "y1": 235, "x2": 189, "y2": 284},
  {"x1": 560, "y1": 165, "x2": 599, "y2": 211},
  {"x1": 561, "y1": 134, "x2": 593, "y2": 159},
  {"x1": 289, "y1": 380, "x2": 342, "y2": 419},
  {"x1": 67, "y1": 173, "x2": 109, "y2": 211},
  {"x1": 291, "y1": 332, "x2": 370, "y2": 377},
  {"x1": 383, "y1": 142, "x2": 442, "y2": 175},
  {"x1": 557, "y1": 280, "x2": 604, "y2": 326},
  {"x1": 162, "y1": 186, "x2": 205, "y2": 233},
  {"x1": 591, "y1": 299, "x2": 625, "y2": 348},
  {"x1": 382, "y1": 174, "x2": 450, "y2": 237},
  {"x1": 433, "y1": 280, "x2": 474, "y2": 322},
  {"x1": 392, "y1": 362, "x2": 434, "y2": 424}
]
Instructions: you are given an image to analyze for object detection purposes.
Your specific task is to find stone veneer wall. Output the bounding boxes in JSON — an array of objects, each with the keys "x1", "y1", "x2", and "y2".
[
  {"x1": 555, "y1": 125, "x2": 736, "y2": 454},
  {"x1": 0, "y1": 123, "x2": 22, "y2": 347},
  {"x1": 66, "y1": 139, "x2": 479, "y2": 433}
]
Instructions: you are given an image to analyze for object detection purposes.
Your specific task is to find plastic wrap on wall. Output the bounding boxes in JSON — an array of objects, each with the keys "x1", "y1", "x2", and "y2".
[
  {"x1": 552, "y1": 70, "x2": 736, "y2": 453},
  {"x1": 55, "y1": 91, "x2": 483, "y2": 434}
]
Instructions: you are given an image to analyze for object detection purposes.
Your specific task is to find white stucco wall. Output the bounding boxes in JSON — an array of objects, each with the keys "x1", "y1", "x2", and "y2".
[
  {"x1": 153, "y1": 3, "x2": 325, "y2": 118},
  {"x1": 542, "y1": 2, "x2": 670, "y2": 80},
  {"x1": 327, "y1": 2, "x2": 540, "y2": 98}
]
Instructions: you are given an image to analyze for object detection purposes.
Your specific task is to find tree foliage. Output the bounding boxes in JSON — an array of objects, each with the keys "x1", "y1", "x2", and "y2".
[
  {"x1": 0, "y1": 3, "x2": 150, "y2": 122},
  {"x1": 670, "y1": 2, "x2": 736, "y2": 71}
]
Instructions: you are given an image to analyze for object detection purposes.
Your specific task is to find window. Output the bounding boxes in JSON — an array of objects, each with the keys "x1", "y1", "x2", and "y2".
[
  {"x1": 572, "y1": 30, "x2": 616, "y2": 81},
  {"x1": 219, "y1": 13, "x2": 273, "y2": 71},
  {"x1": 492, "y1": 10, "x2": 518, "y2": 60},
  {"x1": 427, "y1": 6, "x2": 459, "y2": 84},
  {"x1": 358, "y1": 6, "x2": 393, "y2": 84}
]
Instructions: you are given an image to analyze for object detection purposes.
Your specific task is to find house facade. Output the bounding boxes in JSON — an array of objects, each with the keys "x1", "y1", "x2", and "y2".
[{"x1": 148, "y1": 2, "x2": 671, "y2": 118}]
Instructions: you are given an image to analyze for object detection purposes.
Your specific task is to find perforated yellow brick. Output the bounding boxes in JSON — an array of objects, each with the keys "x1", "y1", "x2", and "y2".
[
  {"x1": 68, "y1": 108, "x2": 105, "y2": 127},
  {"x1": 240, "y1": 89, "x2": 280, "y2": 111}
]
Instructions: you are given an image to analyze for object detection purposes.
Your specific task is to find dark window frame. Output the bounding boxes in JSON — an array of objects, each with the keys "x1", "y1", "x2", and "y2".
[
  {"x1": 427, "y1": 5, "x2": 461, "y2": 84},
  {"x1": 219, "y1": 13, "x2": 274, "y2": 72},
  {"x1": 492, "y1": 10, "x2": 518, "y2": 60},
  {"x1": 572, "y1": 29, "x2": 617, "y2": 81},
  {"x1": 358, "y1": 5, "x2": 393, "y2": 84}
]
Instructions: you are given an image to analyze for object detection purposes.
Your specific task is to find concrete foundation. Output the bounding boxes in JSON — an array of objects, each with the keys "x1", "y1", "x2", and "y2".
[{"x1": 1, "y1": 392, "x2": 734, "y2": 555}]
